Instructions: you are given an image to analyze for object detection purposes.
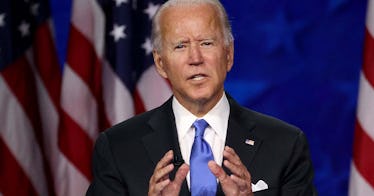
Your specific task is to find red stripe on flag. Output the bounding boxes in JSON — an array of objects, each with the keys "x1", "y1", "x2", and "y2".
[
  {"x1": 66, "y1": 26, "x2": 102, "y2": 98},
  {"x1": 353, "y1": 120, "x2": 374, "y2": 188},
  {"x1": 134, "y1": 89, "x2": 146, "y2": 114},
  {"x1": 58, "y1": 111, "x2": 94, "y2": 180},
  {"x1": 2, "y1": 54, "x2": 56, "y2": 196},
  {"x1": 362, "y1": 29, "x2": 374, "y2": 87},
  {"x1": 1, "y1": 58, "x2": 56, "y2": 188},
  {"x1": 1, "y1": 57, "x2": 42, "y2": 133},
  {"x1": 32, "y1": 22, "x2": 61, "y2": 196},
  {"x1": 0, "y1": 138, "x2": 39, "y2": 196},
  {"x1": 65, "y1": 25, "x2": 110, "y2": 131},
  {"x1": 33, "y1": 22, "x2": 62, "y2": 105}
]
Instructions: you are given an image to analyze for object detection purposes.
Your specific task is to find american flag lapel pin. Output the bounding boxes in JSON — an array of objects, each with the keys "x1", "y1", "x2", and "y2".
[{"x1": 245, "y1": 139, "x2": 255, "y2": 146}]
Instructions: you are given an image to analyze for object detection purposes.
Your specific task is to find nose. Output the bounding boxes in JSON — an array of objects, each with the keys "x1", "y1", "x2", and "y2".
[{"x1": 189, "y1": 44, "x2": 203, "y2": 66}]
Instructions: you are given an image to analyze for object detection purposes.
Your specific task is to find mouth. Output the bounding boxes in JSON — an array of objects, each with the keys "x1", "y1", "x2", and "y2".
[{"x1": 189, "y1": 74, "x2": 207, "y2": 81}]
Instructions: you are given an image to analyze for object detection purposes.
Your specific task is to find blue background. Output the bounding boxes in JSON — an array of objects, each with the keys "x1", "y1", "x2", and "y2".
[{"x1": 51, "y1": 0, "x2": 368, "y2": 195}]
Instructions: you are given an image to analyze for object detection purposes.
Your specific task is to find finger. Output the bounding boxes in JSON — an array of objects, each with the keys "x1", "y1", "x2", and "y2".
[
  {"x1": 173, "y1": 164, "x2": 189, "y2": 185},
  {"x1": 223, "y1": 146, "x2": 250, "y2": 180},
  {"x1": 152, "y1": 164, "x2": 174, "y2": 183},
  {"x1": 230, "y1": 175, "x2": 251, "y2": 191},
  {"x1": 150, "y1": 151, "x2": 174, "y2": 183},
  {"x1": 208, "y1": 161, "x2": 232, "y2": 185},
  {"x1": 149, "y1": 151, "x2": 175, "y2": 195},
  {"x1": 223, "y1": 146, "x2": 242, "y2": 166},
  {"x1": 223, "y1": 159, "x2": 248, "y2": 179},
  {"x1": 148, "y1": 179, "x2": 171, "y2": 196},
  {"x1": 154, "y1": 150, "x2": 174, "y2": 170},
  {"x1": 208, "y1": 161, "x2": 239, "y2": 196},
  {"x1": 225, "y1": 159, "x2": 252, "y2": 195}
]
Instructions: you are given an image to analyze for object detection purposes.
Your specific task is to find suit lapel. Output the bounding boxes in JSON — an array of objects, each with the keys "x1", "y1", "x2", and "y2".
[
  {"x1": 224, "y1": 96, "x2": 263, "y2": 174},
  {"x1": 141, "y1": 99, "x2": 177, "y2": 165},
  {"x1": 141, "y1": 98, "x2": 190, "y2": 196},
  {"x1": 225, "y1": 117, "x2": 262, "y2": 170},
  {"x1": 217, "y1": 95, "x2": 264, "y2": 195}
]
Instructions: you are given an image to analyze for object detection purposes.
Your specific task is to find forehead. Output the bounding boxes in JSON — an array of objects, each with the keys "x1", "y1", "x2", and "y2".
[
  {"x1": 161, "y1": 3, "x2": 218, "y2": 18},
  {"x1": 159, "y1": 3, "x2": 222, "y2": 38}
]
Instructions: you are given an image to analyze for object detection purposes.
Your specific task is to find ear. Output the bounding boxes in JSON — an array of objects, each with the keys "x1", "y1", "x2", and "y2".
[
  {"x1": 153, "y1": 50, "x2": 168, "y2": 79},
  {"x1": 226, "y1": 42, "x2": 234, "y2": 72}
]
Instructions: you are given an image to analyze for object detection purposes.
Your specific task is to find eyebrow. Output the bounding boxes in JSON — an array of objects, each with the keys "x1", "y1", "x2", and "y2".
[
  {"x1": 173, "y1": 37, "x2": 216, "y2": 43},
  {"x1": 172, "y1": 39, "x2": 190, "y2": 45},
  {"x1": 198, "y1": 38, "x2": 215, "y2": 42}
]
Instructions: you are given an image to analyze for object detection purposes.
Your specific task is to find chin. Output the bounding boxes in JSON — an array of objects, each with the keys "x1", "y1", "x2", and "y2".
[{"x1": 189, "y1": 93, "x2": 213, "y2": 104}]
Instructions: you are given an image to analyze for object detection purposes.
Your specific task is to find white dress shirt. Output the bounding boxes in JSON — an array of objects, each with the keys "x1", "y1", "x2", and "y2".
[{"x1": 172, "y1": 93, "x2": 230, "y2": 188}]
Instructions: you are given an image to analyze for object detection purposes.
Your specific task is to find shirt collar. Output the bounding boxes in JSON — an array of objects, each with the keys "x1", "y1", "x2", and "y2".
[{"x1": 172, "y1": 93, "x2": 230, "y2": 139}]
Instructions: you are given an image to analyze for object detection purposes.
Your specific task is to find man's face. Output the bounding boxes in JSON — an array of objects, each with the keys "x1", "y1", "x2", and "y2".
[{"x1": 153, "y1": 3, "x2": 234, "y2": 110}]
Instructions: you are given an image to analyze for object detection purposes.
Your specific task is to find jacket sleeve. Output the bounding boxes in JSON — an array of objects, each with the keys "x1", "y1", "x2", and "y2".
[
  {"x1": 280, "y1": 131, "x2": 317, "y2": 196},
  {"x1": 86, "y1": 132, "x2": 128, "y2": 196}
]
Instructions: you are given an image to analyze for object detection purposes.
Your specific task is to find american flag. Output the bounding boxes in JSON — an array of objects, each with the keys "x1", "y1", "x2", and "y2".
[
  {"x1": 349, "y1": 0, "x2": 374, "y2": 195},
  {"x1": 0, "y1": 0, "x2": 172, "y2": 195},
  {"x1": 0, "y1": 0, "x2": 60, "y2": 195}
]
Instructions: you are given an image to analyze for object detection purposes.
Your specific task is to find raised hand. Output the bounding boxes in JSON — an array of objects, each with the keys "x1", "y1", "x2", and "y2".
[
  {"x1": 208, "y1": 146, "x2": 253, "y2": 196},
  {"x1": 148, "y1": 150, "x2": 189, "y2": 196}
]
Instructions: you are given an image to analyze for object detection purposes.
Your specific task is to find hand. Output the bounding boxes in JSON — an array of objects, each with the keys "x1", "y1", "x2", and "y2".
[
  {"x1": 208, "y1": 146, "x2": 253, "y2": 196},
  {"x1": 148, "y1": 150, "x2": 189, "y2": 196}
]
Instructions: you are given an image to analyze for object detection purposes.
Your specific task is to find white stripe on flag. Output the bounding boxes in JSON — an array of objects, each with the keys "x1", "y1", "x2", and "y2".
[
  {"x1": 0, "y1": 76, "x2": 48, "y2": 196},
  {"x1": 27, "y1": 52, "x2": 86, "y2": 196},
  {"x1": 56, "y1": 155, "x2": 90, "y2": 196},
  {"x1": 26, "y1": 48, "x2": 61, "y2": 180},
  {"x1": 356, "y1": 72, "x2": 374, "y2": 141},
  {"x1": 71, "y1": 0, "x2": 105, "y2": 57},
  {"x1": 61, "y1": 65, "x2": 99, "y2": 141},
  {"x1": 137, "y1": 66, "x2": 172, "y2": 111},
  {"x1": 349, "y1": 164, "x2": 374, "y2": 195},
  {"x1": 367, "y1": 0, "x2": 374, "y2": 36},
  {"x1": 103, "y1": 61, "x2": 135, "y2": 125}
]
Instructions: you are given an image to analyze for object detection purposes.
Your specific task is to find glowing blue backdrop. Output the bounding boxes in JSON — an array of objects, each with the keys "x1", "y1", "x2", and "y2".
[{"x1": 51, "y1": 0, "x2": 368, "y2": 195}]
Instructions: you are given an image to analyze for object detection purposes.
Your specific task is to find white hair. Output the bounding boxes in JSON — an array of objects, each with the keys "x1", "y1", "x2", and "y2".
[{"x1": 151, "y1": 0, "x2": 234, "y2": 52}]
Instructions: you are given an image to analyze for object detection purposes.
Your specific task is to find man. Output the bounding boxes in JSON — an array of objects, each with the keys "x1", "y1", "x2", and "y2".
[{"x1": 86, "y1": 0, "x2": 316, "y2": 195}]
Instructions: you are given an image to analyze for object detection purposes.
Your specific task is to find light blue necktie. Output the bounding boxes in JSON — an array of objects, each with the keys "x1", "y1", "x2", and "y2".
[{"x1": 190, "y1": 119, "x2": 217, "y2": 196}]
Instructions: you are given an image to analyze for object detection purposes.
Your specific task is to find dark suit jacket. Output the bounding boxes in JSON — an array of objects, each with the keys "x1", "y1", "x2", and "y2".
[{"x1": 86, "y1": 94, "x2": 316, "y2": 196}]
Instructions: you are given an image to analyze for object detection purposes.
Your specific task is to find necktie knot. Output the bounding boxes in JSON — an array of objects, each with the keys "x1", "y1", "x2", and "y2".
[{"x1": 193, "y1": 119, "x2": 209, "y2": 137}]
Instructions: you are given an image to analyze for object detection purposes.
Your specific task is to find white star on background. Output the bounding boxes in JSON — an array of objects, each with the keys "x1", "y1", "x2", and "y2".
[
  {"x1": 114, "y1": 0, "x2": 128, "y2": 7},
  {"x1": 142, "y1": 37, "x2": 153, "y2": 55},
  {"x1": 144, "y1": 3, "x2": 159, "y2": 20},
  {"x1": 18, "y1": 21, "x2": 30, "y2": 37},
  {"x1": 0, "y1": 14, "x2": 5, "y2": 27},
  {"x1": 31, "y1": 3, "x2": 40, "y2": 16},
  {"x1": 110, "y1": 24, "x2": 126, "y2": 42}
]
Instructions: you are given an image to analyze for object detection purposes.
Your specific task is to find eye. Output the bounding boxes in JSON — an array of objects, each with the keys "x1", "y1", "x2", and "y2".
[
  {"x1": 201, "y1": 40, "x2": 214, "y2": 47},
  {"x1": 174, "y1": 43, "x2": 186, "y2": 50}
]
